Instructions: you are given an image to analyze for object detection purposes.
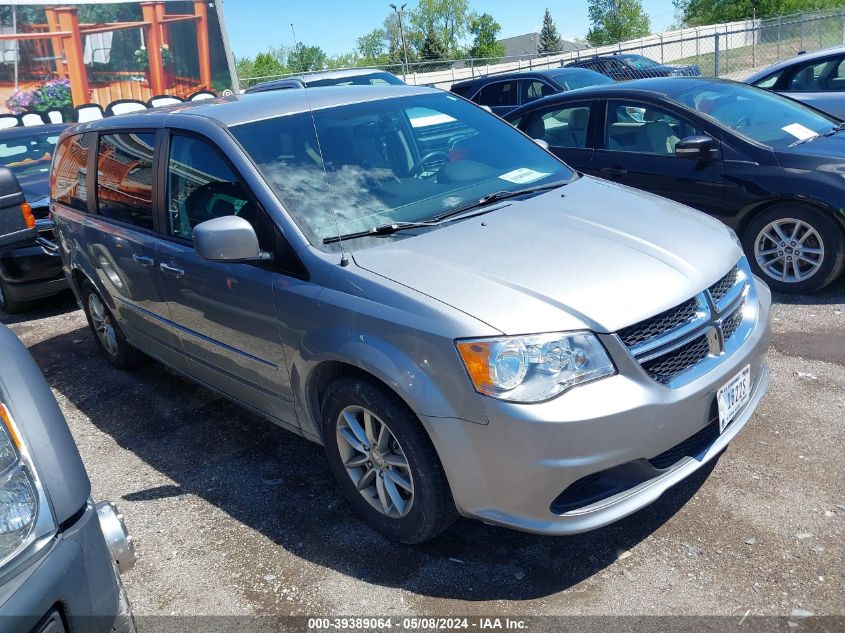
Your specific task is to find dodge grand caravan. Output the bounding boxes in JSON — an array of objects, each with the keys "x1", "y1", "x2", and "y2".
[{"x1": 51, "y1": 87, "x2": 771, "y2": 543}]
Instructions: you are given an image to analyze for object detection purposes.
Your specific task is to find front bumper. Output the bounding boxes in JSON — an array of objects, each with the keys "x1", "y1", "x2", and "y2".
[
  {"x1": 424, "y1": 279, "x2": 772, "y2": 535},
  {"x1": 0, "y1": 501, "x2": 127, "y2": 631}
]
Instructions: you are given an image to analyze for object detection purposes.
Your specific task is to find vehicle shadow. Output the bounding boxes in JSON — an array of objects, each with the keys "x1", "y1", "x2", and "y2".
[
  {"x1": 30, "y1": 326, "x2": 717, "y2": 602},
  {"x1": 770, "y1": 274, "x2": 845, "y2": 306},
  {"x1": 0, "y1": 291, "x2": 78, "y2": 326}
]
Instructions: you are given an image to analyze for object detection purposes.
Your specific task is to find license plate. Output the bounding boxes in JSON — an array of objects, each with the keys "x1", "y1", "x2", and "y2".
[{"x1": 717, "y1": 365, "x2": 751, "y2": 433}]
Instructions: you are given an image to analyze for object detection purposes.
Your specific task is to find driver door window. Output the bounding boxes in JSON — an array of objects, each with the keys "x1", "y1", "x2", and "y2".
[
  {"x1": 166, "y1": 135, "x2": 257, "y2": 241},
  {"x1": 605, "y1": 102, "x2": 703, "y2": 155}
]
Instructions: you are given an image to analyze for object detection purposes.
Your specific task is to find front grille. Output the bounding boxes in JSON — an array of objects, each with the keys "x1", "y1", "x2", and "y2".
[
  {"x1": 618, "y1": 297, "x2": 699, "y2": 348},
  {"x1": 640, "y1": 335, "x2": 711, "y2": 385},
  {"x1": 721, "y1": 306, "x2": 744, "y2": 341},
  {"x1": 708, "y1": 266, "x2": 738, "y2": 304},
  {"x1": 648, "y1": 420, "x2": 720, "y2": 469}
]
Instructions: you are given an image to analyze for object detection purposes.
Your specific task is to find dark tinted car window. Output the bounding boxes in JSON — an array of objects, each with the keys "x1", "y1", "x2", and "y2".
[
  {"x1": 96, "y1": 133, "x2": 156, "y2": 229},
  {"x1": 306, "y1": 72, "x2": 404, "y2": 87},
  {"x1": 519, "y1": 80, "x2": 556, "y2": 104},
  {"x1": 476, "y1": 81, "x2": 518, "y2": 107},
  {"x1": 167, "y1": 135, "x2": 256, "y2": 241},
  {"x1": 51, "y1": 132, "x2": 93, "y2": 211}
]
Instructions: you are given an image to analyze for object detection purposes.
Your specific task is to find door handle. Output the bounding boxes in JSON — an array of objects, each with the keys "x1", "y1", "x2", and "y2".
[
  {"x1": 159, "y1": 262, "x2": 185, "y2": 278},
  {"x1": 599, "y1": 167, "x2": 628, "y2": 176},
  {"x1": 132, "y1": 254, "x2": 154, "y2": 267}
]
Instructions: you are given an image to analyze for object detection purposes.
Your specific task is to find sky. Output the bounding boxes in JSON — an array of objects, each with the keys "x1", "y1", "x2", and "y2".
[{"x1": 219, "y1": 0, "x2": 679, "y2": 60}]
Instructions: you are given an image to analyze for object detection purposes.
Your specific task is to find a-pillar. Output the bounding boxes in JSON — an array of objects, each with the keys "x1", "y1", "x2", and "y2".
[
  {"x1": 54, "y1": 7, "x2": 89, "y2": 106},
  {"x1": 193, "y1": 0, "x2": 211, "y2": 90},
  {"x1": 140, "y1": 2, "x2": 165, "y2": 94}
]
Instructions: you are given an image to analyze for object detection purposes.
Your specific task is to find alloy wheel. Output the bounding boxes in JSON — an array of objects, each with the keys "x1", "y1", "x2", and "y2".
[
  {"x1": 88, "y1": 293, "x2": 119, "y2": 357},
  {"x1": 335, "y1": 405, "x2": 415, "y2": 518},
  {"x1": 754, "y1": 218, "x2": 825, "y2": 284}
]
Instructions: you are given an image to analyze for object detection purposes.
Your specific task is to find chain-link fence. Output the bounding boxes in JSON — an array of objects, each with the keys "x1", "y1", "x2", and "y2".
[{"x1": 236, "y1": 9, "x2": 845, "y2": 91}]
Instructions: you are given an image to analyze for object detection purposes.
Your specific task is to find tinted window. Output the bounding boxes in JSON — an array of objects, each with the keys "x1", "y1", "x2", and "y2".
[
  {"x1": 524, "y1": 105, "x2": 591, "y2": 149},
  {"x1": 606, "y1": 102, "x2": 703, "y2": 155},
  {"x1": 96, "y1": 133, "x2": 156, "y2": 229},
  {"x1": 476, "y1": 81, "x2": 518, "y2": 107},
  {"x1": 519, "y1": 80, "x2": 556, "y2": 104},
  {"x1": 51, "y1": 132, "x2": 93, "y2": 211},
  {"x1": 232, "y1": 92, "x2": 572, "y2": 249},
  {"x1": 167, "y1": 135, "x2": 256, "y2": 241},
  {"x1": 788, "y1": 56, "x2": 845, "y2": 92},
  {"x1": 622, "y1": 55, "x2": 659, "y2": 70},
  {"x1": 307, "y1": 72, "x2": 404, "y2": 87},
  {"x1": 547, "y1": 69, "x2": 613, "y2": 90},
  {"x1": 752, "y1": 69, "x2": 783, "y2": 89},
  {"x1": 674, "y1": 82, "x2": 835, "y2": 148}
]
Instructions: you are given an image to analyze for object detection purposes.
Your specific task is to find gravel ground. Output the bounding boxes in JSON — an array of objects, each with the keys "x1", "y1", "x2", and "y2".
[{"x1": 2, "y1": 278, "x2": 843, "y2": 622}]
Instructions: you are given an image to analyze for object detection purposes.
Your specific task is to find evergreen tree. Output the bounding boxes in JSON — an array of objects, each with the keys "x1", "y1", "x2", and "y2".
[{"x1": 538, "y1": 8, "x2": 562, "y2": 54}]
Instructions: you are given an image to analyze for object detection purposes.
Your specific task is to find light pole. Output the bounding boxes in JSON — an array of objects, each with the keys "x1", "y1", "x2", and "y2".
[{"x1": 389, "y1": 3, "x2": 410, "y2": 81}]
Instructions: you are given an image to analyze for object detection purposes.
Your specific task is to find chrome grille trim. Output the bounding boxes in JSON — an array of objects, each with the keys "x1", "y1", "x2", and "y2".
[{"x1": 617, "y1": 258, "x2": 754, "y2": 387}]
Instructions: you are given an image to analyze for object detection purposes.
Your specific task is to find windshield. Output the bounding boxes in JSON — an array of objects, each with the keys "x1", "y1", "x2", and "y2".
[
  {"x1": 306, "y1": 72, "x2": 404, "y2": 87},
  {"x1": 623, "y1": 56, "x2": 659, "y2": 69},
  {"x1": 0, "y1": 130, "x2": 59, "y2": 180},
  {"x1": 232, "y1": 92, "x2": 572, "y2": 249},
  {"x1": 548, "y1": 69, "x2": 613, "y2": 90},
  {"x1": 674, "y1": 82, "x2": 836, "y2": 147}
]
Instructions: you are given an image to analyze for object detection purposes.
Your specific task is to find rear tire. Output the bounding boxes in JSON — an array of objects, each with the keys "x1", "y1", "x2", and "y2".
[
  {"x1": 743, "y1": 203, "x2": 845, "y2": 294},
  {"x1": 321, "y1": 377, "x2": 457, "y2": 544},
  {"x1": 0, "y1": 277, "x2": 27, "y2": 314},
  {"x1": 81, "y1": 282, "x2": 144, "y2": 370}
]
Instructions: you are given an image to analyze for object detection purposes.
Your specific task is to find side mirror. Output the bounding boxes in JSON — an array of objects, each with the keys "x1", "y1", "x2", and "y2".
[
  {"x1": 0, "y1": 167, "x2": 36, "y2": 249},
  {"x1": 193, "y1": 216, "x2": 273, "y2": 263},
  {"x1": 534, "y1": 138, "x2": 550, "y2": 151},
  {"x1": 675, "y1": 135, "x2": 718, "y2": 160}
]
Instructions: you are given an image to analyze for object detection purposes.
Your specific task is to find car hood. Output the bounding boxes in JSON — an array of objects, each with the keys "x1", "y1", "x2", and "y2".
[
  {"x1": 775, "y1": 132, "x2": 845, "y2": 167},
  {"x1": 353, "y1": 177, "x2": 742, "y2": 335}
]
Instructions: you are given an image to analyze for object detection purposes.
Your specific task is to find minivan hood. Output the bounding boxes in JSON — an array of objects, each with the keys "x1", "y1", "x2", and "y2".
[{"x1": 353, "y1": 177, "x2": 742, "y2": 335}]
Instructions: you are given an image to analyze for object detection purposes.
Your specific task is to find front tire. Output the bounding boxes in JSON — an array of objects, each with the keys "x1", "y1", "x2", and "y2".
[
  {"x1": 81, "y1": 282, "x2": 144, "y2": 370},
  {"x1": 743, "y1": 204, "x2": 845, "y2": 294},
  {"x1": 322, "y1": 377, "x2": 457, "y2": 544}
]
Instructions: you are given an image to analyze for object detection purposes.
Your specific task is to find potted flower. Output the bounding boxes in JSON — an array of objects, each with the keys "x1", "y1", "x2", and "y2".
[{"x1": 6, "y1": 79, "x2": 72, "y2": 121}]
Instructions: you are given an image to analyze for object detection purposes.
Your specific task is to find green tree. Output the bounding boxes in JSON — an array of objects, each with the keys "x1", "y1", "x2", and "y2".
[
  {"x1": 357, "y1": 28, "x2": 388, "y2": 62},
  {"x1": 419, "y1": 26, "x2": 451, "y2": 70},
  {"x1": 467, "y1": 12, "x2": 505, "y2": 60},
  {"x1": 587, "y1": 0, "x2": 651, "y2": 45},
  {"x1": 287, "y1": 43, "x2": 327, "y2": 72},
  {"x1": 250, "y1": 51, "x2": 286, "y2": 79},
  {"x1": 409, "y1": 0, "x2": 470, "y2": 55},
  {"x1": 674, "y1": 0, "x2": 841, "y2": 26},
  {"x1": 538, "y1": 8, "x2": 563, "y2": 54}
]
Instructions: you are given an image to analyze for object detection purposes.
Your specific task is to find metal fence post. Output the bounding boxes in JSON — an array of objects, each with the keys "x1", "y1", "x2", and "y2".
[
  {"x1": 659, "y1": 34, "x2": 664, "y2": 62},
  {"x1": 714, "y1": 31, "x2": 720, "y2": 77},
  {"x1": 777, "y1": 16, "x2": 781, "y2": 58}
]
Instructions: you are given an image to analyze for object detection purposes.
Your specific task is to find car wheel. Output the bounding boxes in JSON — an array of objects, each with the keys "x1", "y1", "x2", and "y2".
[
  {"x1": 81, "y1": 282, "x2": 144, "y2": 370},
  {"x1": 743, "y1": 204, "x2": 845, "y2": 294},
  {"x1": 321, "y1": 377, "x2": 457, "y2": 544},
  {"x1": 0, "y1": 277, "x2": 27, "y2": 314}
]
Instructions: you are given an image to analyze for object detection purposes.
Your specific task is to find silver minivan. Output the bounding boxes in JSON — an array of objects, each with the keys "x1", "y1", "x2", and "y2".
[{"x1": 51, "y1": 87, "x2": 771, "y2": 543}]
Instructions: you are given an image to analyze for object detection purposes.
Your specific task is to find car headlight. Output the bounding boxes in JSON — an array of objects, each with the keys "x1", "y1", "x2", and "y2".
[
  {"x1": 456, "y1": 331, "x2": 616, "y2": 403},
  {"x1": 0, "y1": 402, "x2": 55, "y2": 568}
]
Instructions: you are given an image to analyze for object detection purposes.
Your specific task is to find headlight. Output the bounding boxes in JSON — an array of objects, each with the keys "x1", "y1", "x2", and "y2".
[
  {"x1": 456, "y1": 331, "x2": 616, "y2": 402},
  {"x1": 0, "y1": 402, "x2": 55, "y2": 568}
]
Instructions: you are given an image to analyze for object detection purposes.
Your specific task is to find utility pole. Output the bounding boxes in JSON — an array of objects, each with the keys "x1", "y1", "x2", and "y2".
[{"x1": 389, "y1": 3, "x2": 410, "y2": 81}]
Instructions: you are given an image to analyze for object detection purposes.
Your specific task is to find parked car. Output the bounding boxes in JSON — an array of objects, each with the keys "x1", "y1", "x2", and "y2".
[
  {"x1": 244, "y1": 68, "x2": 405, "y2": 94},
  {"x1": 0, "y1": 124, "x2": 69, "y2": 313},
  {"x1": 450, "y1": 68, "x2": 613, "y2": 116},
  {"x1": 566, "y1": 54, "x2": 701, "y2": 81},
  {"x1": 0, "y1": 322, "x2": 136, "y2": 630},
  {"x1": 746, "y1": 46, "x2": 845, "y2": 119},
  {"x1": 51, "y1": 87, "x2": 770, "y2": 543},
  {"x1": 505, "y1": 77, "x2": 845, "y2": 293}
]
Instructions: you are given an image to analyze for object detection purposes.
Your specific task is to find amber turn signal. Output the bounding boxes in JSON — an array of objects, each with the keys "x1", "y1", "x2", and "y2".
[{"x1": 21, "y1": 202, "x2": 36, "y2": 230}]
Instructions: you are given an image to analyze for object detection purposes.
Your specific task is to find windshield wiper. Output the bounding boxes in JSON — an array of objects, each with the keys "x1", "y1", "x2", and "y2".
[
  {"x1": 431, "y1": 180, "x2": 570, "y2": 222},
  {"x1": 322, "y1": 180, "x2": 569, "y2": 245},
  {"x1": 789, "y1": 122, "x2": 845, "y2": 147}
]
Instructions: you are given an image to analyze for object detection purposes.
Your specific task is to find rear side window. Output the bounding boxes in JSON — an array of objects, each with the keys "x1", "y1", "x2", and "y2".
[
  {"x1": 51, "y1": 132, "x2": 94, "y2": 211},
  {"x1": 96, "y1": 133, "x2": 156, "y2": 230},
  {"x1": 476, "y1": 81, "x2": 517, "y2": 107},
  {"x1": 519, "y1": 80, "x2": 556, "y2": 104}
]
